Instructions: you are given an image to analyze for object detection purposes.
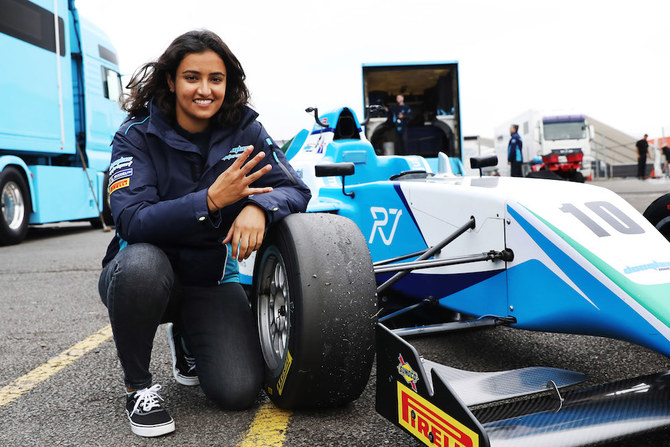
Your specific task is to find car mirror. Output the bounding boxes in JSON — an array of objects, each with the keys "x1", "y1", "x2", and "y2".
[
  {"x1": 470, "y1": 155, "x2": 498, "y2": 170},
  {"x1": 315, "y1": 163, "x2": 356, "y2": 198},
  {"x1": 315, "y1": 162, "x2": 355, "y2": 178}
]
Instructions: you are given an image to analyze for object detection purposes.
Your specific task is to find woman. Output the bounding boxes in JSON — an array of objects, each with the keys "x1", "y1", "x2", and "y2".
[{"x1": 98, "y1": 30, "x2": 311, "y2": 437}]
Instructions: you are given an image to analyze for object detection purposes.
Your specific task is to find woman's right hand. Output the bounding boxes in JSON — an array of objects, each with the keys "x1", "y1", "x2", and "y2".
[{"x1": 206, "y1": 145, "x2": 273, "y2": 211}]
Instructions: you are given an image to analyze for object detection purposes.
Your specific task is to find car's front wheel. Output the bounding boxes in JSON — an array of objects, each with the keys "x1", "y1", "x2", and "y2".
[{"x1": 253, "y1": 213, "x2": 377, "y2": 409}]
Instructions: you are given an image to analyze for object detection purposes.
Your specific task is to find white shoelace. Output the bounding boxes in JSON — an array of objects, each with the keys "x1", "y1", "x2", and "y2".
[
  {"x1": 184, "y1": 355, "x2": 196, "y2": 374},
  {"x1": 131, "y1": 384, "x2": 164, "y2": 415}
]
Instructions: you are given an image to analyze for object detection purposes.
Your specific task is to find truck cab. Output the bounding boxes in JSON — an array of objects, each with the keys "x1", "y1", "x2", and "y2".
[
  {"x1": 0, "y1": 0, "x2": 125, "y2": 244},
  {"x1": 494, "y1": 110, "x2": 593, "y2": 181}
]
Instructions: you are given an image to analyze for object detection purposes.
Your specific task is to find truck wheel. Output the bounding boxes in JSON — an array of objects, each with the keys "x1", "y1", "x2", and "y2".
[
  {"x1": 644, "y1": 192, "x2": 670, "y2": 241},
  {"x1": 570, "y1": 171, "x2": 585, "y2": 183},
  {"x1": 0, "y1": 167, "x2": 31, "y2": 245},
  {"x1": 253, "y1": 213, "x2": 377, "y2": 409}
]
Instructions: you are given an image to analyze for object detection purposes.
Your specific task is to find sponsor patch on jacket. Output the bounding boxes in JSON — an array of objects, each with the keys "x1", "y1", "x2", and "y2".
[
  {"x1": 109, "y1": 168, "x2": 133, "y2": 184},
  {"x1": 222, "y1": 145, "x2": 252, "y2": 161},
  {"x1": 110, "y1": 156, "x2": 133, "y2": 174},
  {"x1": 109, "y1": 178, "x2": 130, "y2": 194}
]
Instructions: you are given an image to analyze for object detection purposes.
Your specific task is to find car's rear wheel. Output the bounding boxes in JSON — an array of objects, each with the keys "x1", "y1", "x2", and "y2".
[{"x1": 253, "y1": 213, "x2": 377, "y2": 409}]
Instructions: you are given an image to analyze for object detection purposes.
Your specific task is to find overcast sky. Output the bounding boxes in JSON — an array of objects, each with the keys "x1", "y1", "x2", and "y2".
[{"x1": 76, "y1": 0, "x2": 669, "y2": 141}]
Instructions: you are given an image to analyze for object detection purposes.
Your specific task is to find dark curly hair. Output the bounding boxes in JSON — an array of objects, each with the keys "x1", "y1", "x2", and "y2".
[{"x1": 122, "y1": 30, "x2": 250, "y2": 128}]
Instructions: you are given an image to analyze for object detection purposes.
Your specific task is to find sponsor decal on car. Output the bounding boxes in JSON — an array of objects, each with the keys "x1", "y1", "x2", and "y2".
[
  {"x1": 397, "y1": 381, "x2": 479, "y2": 447},
  {"x1": 623, "y1": 260, "x2": 670, "y2": 274},
  {"x1": 370, "y1": 207, "x2": 403, "y2": 245},
  {"x1": 397, "y1": 354, "x2": 419, "y2": 391},
  {"x1": 277, "y1": 350, "x2": 293, "y2": 396},
  {"x1": 109, "y1": 178, "x2": 130, "y2": 194}
]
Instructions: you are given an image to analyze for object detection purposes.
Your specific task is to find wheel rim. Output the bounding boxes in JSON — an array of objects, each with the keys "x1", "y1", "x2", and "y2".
[
  {"x1": 1, "y1": 181, "x2": 25, "y2": 230},
  {"x1": 257, "y1": 248, "x2": 290, "y2": 371}
]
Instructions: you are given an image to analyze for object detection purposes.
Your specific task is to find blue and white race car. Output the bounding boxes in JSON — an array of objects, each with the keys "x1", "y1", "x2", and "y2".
[{"x1": 244, "y1": 106, "x2": 670, "y2": 447}]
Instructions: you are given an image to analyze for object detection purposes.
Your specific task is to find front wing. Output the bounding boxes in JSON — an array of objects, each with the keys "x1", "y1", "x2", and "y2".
[{"x1": 376, "y1": 323, "x2": 670, "y2": 446}]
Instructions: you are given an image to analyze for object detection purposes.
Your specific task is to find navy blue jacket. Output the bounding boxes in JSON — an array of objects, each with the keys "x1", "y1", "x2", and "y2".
[
  {"x1": 102, "y1": 101, "x2": 311, "y2": 285},
  {"x1": 390, "y1": 103, "x2": 412, "y2": 132},
  {"x1": 507, "y1": 132, "x2": 523, "y2": 163}
]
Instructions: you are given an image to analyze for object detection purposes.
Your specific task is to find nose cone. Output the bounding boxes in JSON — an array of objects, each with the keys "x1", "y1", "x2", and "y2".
[{"x1": 504, "y1": 179, "x2": 670, "y2": 356}]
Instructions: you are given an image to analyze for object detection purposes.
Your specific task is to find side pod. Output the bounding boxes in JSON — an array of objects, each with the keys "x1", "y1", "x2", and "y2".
[{"x1": 375, "y1": 323, "x2": 670, "y2": 447}]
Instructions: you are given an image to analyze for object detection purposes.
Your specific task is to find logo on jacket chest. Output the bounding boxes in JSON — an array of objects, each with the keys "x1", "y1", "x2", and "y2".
[{"x1": 222, "y1": 145, "x2": 252, "y2": 162}]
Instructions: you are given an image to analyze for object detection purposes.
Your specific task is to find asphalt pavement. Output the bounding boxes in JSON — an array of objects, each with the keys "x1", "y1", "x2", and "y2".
[
  {"x1": 1, "y1": 178, "x2": 670, "y2": 446},
  {"x1": 592, "y1": 176, "x2": 670, "y2": 213}
]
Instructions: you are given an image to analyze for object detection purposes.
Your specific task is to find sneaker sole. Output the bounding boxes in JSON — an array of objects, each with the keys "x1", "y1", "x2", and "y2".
[
  {"x1": 174, "y1": 370, "x2": 200, "y2": 386},
  {"x1": 129, "y1": 418, "x2": 175, "y2": 437},
  {"x1": 166, "y1": 323, "x2": 200, "y2": 387}
]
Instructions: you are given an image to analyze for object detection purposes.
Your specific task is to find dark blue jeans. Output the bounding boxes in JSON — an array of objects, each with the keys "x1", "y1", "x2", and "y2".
[{"x1": 98, "y1": 243, "x2": 263, "y2": 410}]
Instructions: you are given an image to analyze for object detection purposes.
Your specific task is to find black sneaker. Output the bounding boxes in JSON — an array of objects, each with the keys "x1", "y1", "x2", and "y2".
[
  {"x1": 166, "y1": 323, "x2": 199, "y2": 386},
  {"x1": 125, "y1": 384, "x2": 175, "y2": 437}
]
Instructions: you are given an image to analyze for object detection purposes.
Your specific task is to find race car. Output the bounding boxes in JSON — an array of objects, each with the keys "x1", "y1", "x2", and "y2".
[{"x1": 243, "y1": 106, "x2": 670, "y2": 446}]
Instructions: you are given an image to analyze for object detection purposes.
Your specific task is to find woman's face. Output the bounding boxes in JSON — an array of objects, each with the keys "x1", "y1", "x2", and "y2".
[{"x1": 167, "y1": 50, "x2": 227, "y2": 133}]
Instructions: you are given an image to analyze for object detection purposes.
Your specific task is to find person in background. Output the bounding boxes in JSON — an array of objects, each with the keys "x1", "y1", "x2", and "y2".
[
  {"x1": 507, "y1": 124, "x2": 523, "y2": 177},
  {"x1": 390, "y1": 94, "x2": 412, "y2": 154},
  {"x1": 97, "y1": 30, "x2": 311, "y2": 437},
  {"x1": 662, "y1": 145, "x2": 670, "y2": 177},
  {"x1": 636, "y1": 134, "x2": 650, "y2": 179}
]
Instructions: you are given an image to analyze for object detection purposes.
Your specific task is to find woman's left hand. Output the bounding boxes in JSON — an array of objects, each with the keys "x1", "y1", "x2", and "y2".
[{"x1": 223, "y1": 204, "x2": 266, "y2": 261}]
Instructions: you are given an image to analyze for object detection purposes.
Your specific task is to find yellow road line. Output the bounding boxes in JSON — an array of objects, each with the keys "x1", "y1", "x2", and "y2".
[
  {"x1": 238, "y1": 402, "x2": 292, "y2": 447},
  {"x1": 1, "y1": 325, "x2": 291, "y2": 446},
  {"x1": 0, "y1": 324, "x2": 113, "y2": 407}
]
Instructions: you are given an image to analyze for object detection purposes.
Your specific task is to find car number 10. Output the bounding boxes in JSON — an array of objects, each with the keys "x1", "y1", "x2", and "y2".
[{"x1": 560, "y1": 201, "x2": 644, "y2": 237}]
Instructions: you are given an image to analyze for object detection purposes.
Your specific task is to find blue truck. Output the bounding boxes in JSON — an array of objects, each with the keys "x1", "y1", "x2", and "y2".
[{"x1": 0, "y1": 0, "x2": 125, "y2": 244}]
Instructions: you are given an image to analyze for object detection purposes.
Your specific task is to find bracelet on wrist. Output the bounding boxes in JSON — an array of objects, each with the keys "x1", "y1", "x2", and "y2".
[{"x1": 207, "y1": 191, "x2": 222, "y2": 211}]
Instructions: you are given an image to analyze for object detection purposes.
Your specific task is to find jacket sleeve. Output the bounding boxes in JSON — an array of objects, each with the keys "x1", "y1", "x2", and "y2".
[
  {"x1": 109, "y1": 131, "x2": 214, "y2": 244},
  {"x1": 244, "y1": 125, "x2": 312, "y2": 226}
]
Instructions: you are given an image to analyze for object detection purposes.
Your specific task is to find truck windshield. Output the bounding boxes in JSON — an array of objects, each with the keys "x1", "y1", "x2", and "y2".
[{"x1": 543, "y1": 121, "x2": 586, "y2": 141}]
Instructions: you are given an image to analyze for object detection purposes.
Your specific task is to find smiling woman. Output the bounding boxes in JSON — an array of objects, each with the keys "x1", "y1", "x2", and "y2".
[
  {"x1": 167, "y1": 50, "x2": 227, "y2": 133},
  {"x1": 97, "y1": 30, "x2": 311, "y2": 438}
]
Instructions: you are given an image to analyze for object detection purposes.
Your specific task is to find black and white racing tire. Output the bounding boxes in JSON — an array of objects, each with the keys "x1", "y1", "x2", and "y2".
[{"x1": 253, "y1": 213, "x2": 377, "y2": 409}]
